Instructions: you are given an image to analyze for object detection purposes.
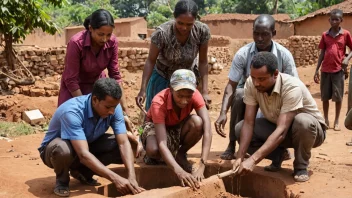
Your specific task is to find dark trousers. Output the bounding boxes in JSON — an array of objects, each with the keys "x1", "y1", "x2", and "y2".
[
  {"x1": 39, "y1": 134, "x2": 123, "y2": 186},
  {"x1": 234, "y1": 113, "x2": 326, "y2": 170},
  {"x1": 229, "y1": 88, "x2": 246, "y2": 142}
]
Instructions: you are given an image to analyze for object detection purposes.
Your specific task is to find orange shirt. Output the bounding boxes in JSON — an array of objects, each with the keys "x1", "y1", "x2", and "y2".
[{"x1": 147, "y1": 88, "x2": 205, "y2": 126}]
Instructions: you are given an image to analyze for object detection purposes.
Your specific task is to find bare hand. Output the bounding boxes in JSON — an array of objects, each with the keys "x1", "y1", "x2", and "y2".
[
  {"x1": 314, "y1": 71, "x2": 320, "y2": 84},
  {"x1": 192, "y1": 163, "x2": 205, "y2": 182},
  {"x1": 344, "y1": 70, "x2": 349, "y2": 80},
  {"x1": 176, "y1": 170, "x2": 200, "y2": 190},
  {"x1": 238, "y1": 158, "x2": 256, "y2": 176},
  {"x1": 113, "y1": 177, "x2": 135, "y2": 195},
  {"x1": 135, "y1": 90, "x2": 146, "y2": 113},
  {"x1": 342, "y1": 58, "x2": 349, "y2": 69},
  {"x1": 128, "y1": 177, "x2": 145, "y2": 194},
  {"x1": 202, "y1": 93, "x2": 212, "y2": 110},
  {"x1": 232, "y1": 158, "x2": 242, "y2": 172},
  {"x1": 214, "y1": 113, "x2": 227, "y2": 138}
]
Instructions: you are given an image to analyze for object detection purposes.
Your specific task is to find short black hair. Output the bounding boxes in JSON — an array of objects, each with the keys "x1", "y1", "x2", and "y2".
[
  {"x1": 174, "y1": 0, "x2": 198, "y2": 19},
  {"x1": 251, "y1": 52, "x2": 278, "y2": 75},
  {"x1": 83, "y1": 9, "x2": 115, "y2": 30},
  {"x1": 330, "y1": 9, "x2": 343, "y2": 18},
  {"x1": 92, "y1": 78, "x2": 122, "y2": 101},
  {"x1": 253, "y1": 14, "x2": 276, "y2": 31}
]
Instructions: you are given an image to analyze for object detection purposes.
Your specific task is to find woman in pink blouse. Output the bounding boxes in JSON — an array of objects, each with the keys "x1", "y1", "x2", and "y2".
[{"x1": 58, "y1": 9, "x2": 127, "y2": 111}]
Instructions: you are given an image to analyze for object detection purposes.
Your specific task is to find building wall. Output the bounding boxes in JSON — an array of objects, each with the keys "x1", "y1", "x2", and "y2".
[
  {"x1": 21, "y1": 28, "x2": 66, "y2": 47},
  {"x1": 65, "y1": 26, "x2": 85, "y2": 44},
  {"x1": 294, "y1": 15, "x2": 352, "y2": 36},
  {"x1": 202, "y1": 20, "x2": 294, "y2": 39},
  {"x1": 131, "y1": 19, "x2": 148, "y2": 39},
  {"x1": 114, "y1": 23, "x2": 131, "y2": 38}
]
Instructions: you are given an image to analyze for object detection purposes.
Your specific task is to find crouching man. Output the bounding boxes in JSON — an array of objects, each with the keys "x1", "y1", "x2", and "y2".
[
  {"x1": 38, "y1": 78, "x2": 145, "y2": 197},
  {"x1": 233, "y1": 52, "x2": 326, "y2": 182},
  {"x1": 141, "y1": 69, "x2": 212, "y2": 190}
]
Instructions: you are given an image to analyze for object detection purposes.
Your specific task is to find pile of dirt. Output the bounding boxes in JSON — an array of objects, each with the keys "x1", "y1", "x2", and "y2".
[{"x1": 215, "y1": 191, "x2": 241, "y2": 198}]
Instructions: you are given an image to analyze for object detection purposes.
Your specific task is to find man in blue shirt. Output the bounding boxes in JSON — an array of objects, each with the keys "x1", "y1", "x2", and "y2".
[{"x1": 38, "y1": 78, "x2": 145, "y2": 197}]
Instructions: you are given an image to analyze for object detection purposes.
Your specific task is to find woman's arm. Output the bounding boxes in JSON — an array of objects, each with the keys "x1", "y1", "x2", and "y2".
[
  {"x1": 198, "y1": 41, "x2": 210, "y2": 107},
  {"x1": 107, "y1": 40, "x2": 128, "y2": 113},
  {"x1": 63, "y1": 41, "x2": 83, "y2": 97},
  {"x1": 135, "y1": 43, "x2": 160, "y2": 108}
]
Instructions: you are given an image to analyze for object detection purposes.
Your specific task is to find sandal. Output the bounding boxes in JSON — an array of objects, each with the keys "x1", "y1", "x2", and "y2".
[
  {"x1": 293, "y1": 169, "x2": 310, "y2": 182},
  {"x1": 346, "y1": 141, "x2": 352, "y2": 146},
  {"x1": 264, "y1": 163, "x2": 281, "y2": 172},
  {"x1": 70, "y1": 170, "x2": 101, "y2": 186},
  {"x1": 143, "y1": 155, "x2": 159, "y2": 165},
  {"x1": 54, "y1": 185, "x2": 70, "y2": 197},
  {"x1": 220, "y1": 149, "x2": 235, "y2": 160},
  {"x1": 334, "y1": 124, "x2": 341, "y2": 131}
]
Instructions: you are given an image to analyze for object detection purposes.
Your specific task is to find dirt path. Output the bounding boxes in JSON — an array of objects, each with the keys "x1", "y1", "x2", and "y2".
[{"x1": 0, "y1": 66, "x2": 352, "y2": 197}]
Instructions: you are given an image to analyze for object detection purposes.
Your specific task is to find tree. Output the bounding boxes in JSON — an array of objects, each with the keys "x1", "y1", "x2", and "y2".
[
  {"x1": 111, "y1": 0, "x2": 154, "y2": 18},
  {"x1": 0, "y1": 0, "x2": 66, "y2": 72},
  {"x1": 45, "y1": 0, "x2": 118, "y2": 28}
]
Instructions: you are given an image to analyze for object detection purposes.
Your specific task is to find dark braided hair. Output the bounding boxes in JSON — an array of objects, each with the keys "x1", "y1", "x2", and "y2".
[
  {"x1": 174, "y1": 0, "x2": 199, "y2": 19},
  {"x1": 83, "y1": 9, "x2": 115, "y2": 30}
]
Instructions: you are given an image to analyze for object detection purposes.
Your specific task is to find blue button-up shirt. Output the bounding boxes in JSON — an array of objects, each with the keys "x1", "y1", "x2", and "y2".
[{"x1": 39, "y1": 94, "x2": 126, "y2": 150}]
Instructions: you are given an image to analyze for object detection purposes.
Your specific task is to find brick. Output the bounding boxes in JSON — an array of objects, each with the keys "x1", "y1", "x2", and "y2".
[{"x1": 22, "y1": 109, "x2": 44, "y2": 125}]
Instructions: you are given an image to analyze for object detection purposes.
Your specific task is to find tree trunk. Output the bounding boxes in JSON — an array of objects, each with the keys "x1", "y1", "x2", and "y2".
[
  {"x1": 4, "y1": 33, "x2": 15, "y2": 70},
  {"x1": 273, "y1": 0, "x2": 278, "y2": 14}
]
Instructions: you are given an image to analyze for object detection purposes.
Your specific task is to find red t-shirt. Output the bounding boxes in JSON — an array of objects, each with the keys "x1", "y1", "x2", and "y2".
[
  {"x1": 147, "y1": 88, "x2": 205, "y2": 126},
  {"x1": 319, "y1": 28, "x2": 352, "y2": 73}
]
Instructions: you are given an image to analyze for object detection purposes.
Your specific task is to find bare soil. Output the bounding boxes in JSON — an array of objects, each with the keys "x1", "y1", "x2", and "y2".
[{"x1": 0, "y1": 66, "x2": 352, "y2": 198}]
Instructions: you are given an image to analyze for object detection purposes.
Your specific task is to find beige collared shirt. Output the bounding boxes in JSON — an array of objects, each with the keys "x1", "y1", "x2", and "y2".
[{"x1": 244, "y1": 73, "x2": 326, "y2": 127}]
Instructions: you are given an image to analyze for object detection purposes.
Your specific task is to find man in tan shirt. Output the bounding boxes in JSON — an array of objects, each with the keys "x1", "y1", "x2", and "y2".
[{"x1": 232, "y1": 52, "x2": 326, "y2": 182}]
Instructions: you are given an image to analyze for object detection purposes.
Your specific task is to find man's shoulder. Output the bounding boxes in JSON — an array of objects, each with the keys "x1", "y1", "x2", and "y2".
[
  {"x1": 273, "y1": 41, "x2": 293, "y2": 56},
  {"x1": 280, "y1": 73, "x2": 303, "y2": 89},
  {"x1": 58, "y1": 95, "x2": 88, "y2": 116},
  {"x1": 151, "y1": 89, "x2": 169, "y2": 105},
  {"x1": 235, "y1": 42, "x2": 255, "y2": 56}
]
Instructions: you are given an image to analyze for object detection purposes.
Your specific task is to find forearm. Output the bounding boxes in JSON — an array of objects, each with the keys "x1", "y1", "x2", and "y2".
[
  {"x1": 140, "y1": 60, "x2": 154, "y2": 92},
  {"x1": 315, "y1": 52, "x2": 325, "y2": 72},
  {"x1": 119, "y1": 84, "x2": 128, "y2": 113},
  {"x1": 200, "y1": 120, "x2": 212, "y2": 162},
  {"x1": 219, "y1": 83, "x2": 236, "y2": 115},
  {"x1": 78, "y1": 151, "x2": 119, "y2": 182},
  {"x1": 159, "y1": 142, "x2": 183, "y2": 173},
  {"x1": 70, "y1": 89, "x2": 83, "y2": 97},
  {"x1": 250, "y1": 127, "x2": 286, "y2": 164},
  {"x1": 237, "y1": 123, "x2": 254, "y2": 160},
  {"x1": 199, "y1": 61, "x2": 209, "y2": 94},
  {"x1": 119, "y1": 139, "x2": 137, "y2": 178}
]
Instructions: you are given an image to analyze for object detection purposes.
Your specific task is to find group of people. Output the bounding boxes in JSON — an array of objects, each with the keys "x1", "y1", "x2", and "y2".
[{"x1": 37, "y1": 0, "x2": 352, "y2": 197}]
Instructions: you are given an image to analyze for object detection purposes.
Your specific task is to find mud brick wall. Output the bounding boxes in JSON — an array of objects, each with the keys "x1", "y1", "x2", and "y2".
[
  {"x1": 287, "y1": 36, "x2": 321, "y2": 68},
  {"x1": 118, "y1": 47, "x2": 232, "y2": 73}
]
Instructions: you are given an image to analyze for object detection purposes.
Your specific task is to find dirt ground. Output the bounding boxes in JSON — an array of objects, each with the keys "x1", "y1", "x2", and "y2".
[{"x1": 0, "y1": 65, "x2": 352, "y2": 198}]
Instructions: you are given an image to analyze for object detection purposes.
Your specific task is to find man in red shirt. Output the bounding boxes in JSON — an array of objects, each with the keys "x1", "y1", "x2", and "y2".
[
  {"x1": 140, "y1": 69, "x2": 212, "y2": 190},
  {"x1": 314, "y1": 9, "x2": 352, "y2": 131}
]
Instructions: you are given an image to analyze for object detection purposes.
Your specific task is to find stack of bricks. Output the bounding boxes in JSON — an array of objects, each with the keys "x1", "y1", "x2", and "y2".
[
  {"x1": 287, "y1": 36, "x2": 321, "y2": 68},
  {"x1": 14, "y1": 47, "x2": 66, "y2": 78},
  {"x1": 118, "y1": 48, "x2": 149, "y2": 72}
]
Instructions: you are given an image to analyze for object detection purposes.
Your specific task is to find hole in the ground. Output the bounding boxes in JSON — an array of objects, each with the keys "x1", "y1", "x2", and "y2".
[{"x1": 97, "y1": 164, "x2": 288, "y2": 198}]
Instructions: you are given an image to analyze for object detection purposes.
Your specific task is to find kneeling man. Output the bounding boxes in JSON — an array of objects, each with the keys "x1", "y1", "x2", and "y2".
[
  {"x1": 233, "y1": 52, "x2": 326, "y2": 182},
  {"x1": 38, "y1": 78, "x2": 144, "y2": 197}
]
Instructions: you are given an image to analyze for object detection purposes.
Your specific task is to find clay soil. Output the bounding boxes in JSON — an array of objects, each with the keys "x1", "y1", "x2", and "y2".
[{"x1": 0, "y1": 66, "x2": 352, "y2": 198}]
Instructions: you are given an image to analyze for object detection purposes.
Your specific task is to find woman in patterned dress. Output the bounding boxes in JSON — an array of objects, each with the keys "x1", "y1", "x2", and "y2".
[{"x1": 135, "y1": 0, "x2": 211, "y2": 111}]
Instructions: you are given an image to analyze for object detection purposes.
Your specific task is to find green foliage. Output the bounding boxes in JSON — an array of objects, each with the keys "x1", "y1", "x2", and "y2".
[
  {"x1": 0, "y1": 0, "x2": 66, "y2": 43},
  {"x1": 147, "y1": 11, "x2": 169, "y2": 28},
  {"x1": 0, "y1": 121, "x2": 35, "y2": 137},
  {"x1": 111, "y1": 0, "x2": 154, "y2": 18},
  {"x1": 45, "y1": 0, "x2": 118, "y2": 28}
]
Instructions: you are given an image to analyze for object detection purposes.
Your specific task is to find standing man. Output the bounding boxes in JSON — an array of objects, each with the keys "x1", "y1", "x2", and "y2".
[
  {"x1": 232, "y1": 52, "x2": 326, "y2": 182},
  {"x1": 38, "y1": 78, "x2": 145, "y2": 197},
  {"x1": 214, "y1": 14, "x2": 298, "y2": 160}
]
